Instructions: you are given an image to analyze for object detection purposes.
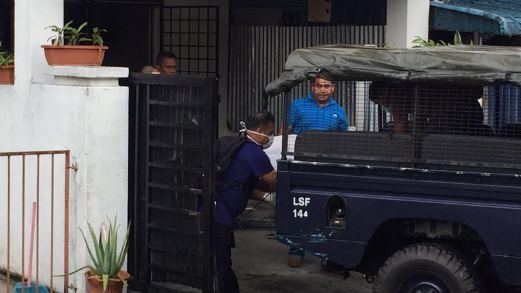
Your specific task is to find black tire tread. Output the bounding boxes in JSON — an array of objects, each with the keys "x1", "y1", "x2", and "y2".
[{"x1": 372, "y1": 243, "x2": 481, "y2": 293}]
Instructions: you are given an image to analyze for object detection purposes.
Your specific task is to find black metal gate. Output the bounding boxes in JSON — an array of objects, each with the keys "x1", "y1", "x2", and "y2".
[{"x1": 128, "y1": 73, "x2": 217, "y2": 293}]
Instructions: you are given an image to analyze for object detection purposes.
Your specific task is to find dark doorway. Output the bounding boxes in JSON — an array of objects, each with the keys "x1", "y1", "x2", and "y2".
[
  {"x1": 65, "y1": 0, "x2": 159, "y2": 72},
  {"x1": 0, "y1": 0, "x2": 14, "y2": 52}
]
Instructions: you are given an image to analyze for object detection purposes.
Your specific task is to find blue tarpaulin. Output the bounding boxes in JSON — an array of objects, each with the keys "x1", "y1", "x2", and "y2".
[{"x1": 430, "y1": 0, "x2": 521, "y2": 36}]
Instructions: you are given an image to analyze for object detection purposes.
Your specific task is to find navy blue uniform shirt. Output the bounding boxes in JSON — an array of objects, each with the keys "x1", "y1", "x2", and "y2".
[{"x1": 214, "y1": 140, "x2": 274, "y2": 228}]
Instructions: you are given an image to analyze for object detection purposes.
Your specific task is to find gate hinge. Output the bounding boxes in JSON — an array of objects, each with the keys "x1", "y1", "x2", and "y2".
[{"x1": 68, "y1": 162, "x2": 79, "y2": 172}]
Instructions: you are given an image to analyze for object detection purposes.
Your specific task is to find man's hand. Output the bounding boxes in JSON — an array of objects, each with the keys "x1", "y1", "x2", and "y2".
[
  {"x1": 256, "y1": 179, "x2": 272, "y2": 192},
  {"x1": 261, "y1": 170, "x2": 277, "y2": 189}
]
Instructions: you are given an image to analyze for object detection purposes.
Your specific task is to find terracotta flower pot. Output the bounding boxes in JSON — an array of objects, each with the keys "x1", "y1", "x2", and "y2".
[
  {"x1": 41, "y1": 45, "x2": 108, "y2": 66},
  {"x1": 85, "y1": 270, "x2": 129, "y2": 293},
  {"x1": 0, "y1": 65, "x2": 14, "y2": 84}
]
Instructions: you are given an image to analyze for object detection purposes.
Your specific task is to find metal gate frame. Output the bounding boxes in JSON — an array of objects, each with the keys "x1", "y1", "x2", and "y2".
[
  {"x1": 0, "y1": 150, "x2": 71, "y2": 293},
  {"x1": 128, "y1": 74, "x2": 217, "y2": 293}
]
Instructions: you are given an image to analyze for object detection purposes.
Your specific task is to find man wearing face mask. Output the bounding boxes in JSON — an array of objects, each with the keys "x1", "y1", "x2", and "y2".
[{"x1": 214, "y1": 111, "x2": 277, "y2": 293}]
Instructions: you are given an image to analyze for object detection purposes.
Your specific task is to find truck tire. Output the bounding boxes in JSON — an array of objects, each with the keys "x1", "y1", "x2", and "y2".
[{"x1": 373, "y1": 243, "x2": 481, "y2": 293}]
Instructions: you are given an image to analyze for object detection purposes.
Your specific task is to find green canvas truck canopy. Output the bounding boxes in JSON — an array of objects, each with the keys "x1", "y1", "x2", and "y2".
[{"x1": 265, "y1": 45, "x2": 521, "y2": 96}]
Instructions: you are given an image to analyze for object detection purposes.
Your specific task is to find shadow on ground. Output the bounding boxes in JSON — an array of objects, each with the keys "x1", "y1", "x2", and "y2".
[
  {"x1": 233, "y1": 229, "x2": 371, "y2": 293},
  {"x1": 232, "y1": 198, "x2": 371, "y2": 293}
]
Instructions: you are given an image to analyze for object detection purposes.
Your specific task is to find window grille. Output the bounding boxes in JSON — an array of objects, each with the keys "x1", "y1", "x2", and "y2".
[
  {"x1": 291, "y1": 81, "x2": 521, "y2": 174},
  {"x1": 161, "y1": 6, "x2": 219, "y2": 76}
]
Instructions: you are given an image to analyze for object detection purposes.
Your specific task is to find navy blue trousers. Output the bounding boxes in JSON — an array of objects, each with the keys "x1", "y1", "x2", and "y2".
[{"x1": 214, "y1": 222, "x2": 240, "y2": 293}]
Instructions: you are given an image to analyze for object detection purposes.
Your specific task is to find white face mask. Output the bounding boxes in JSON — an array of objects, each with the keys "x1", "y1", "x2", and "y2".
[{"x1": 247, "y1": 130, "x2": 274, "y2": 149}]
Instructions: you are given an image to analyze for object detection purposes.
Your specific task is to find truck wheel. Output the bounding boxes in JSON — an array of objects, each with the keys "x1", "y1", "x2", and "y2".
[{"x1": 373, "y1": 243, "x2": 481, "y2": 293}]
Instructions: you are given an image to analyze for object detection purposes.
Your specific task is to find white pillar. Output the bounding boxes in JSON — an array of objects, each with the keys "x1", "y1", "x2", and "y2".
[
  {"x1": 386, "y1": 0, "x2": 430, "y2": 48},
  {"x1": 15, "y1": 0, "x2": 63, "y2": 86}
]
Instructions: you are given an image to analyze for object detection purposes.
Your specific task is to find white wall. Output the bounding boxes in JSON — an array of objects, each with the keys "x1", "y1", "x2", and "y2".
[
  {"x1": 0, "y1": 78, "x2": 129, "y2": 293},
  {"x1": 0, "y1": 1, "x2": 129, "y2": 292},
  {"x1": 386, "y1": 0, "x2": 430, "y2": 48}
]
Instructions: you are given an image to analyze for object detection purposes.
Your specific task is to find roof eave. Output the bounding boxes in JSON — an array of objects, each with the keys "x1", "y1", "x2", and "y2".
[{"x1": 430, "y1": 1, "x2": 521, "y2": 36}]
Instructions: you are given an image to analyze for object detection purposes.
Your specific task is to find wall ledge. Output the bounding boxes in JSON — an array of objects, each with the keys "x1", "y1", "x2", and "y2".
[{"x1": 47, "y1": 66, "x2": 129, "y2": 87}]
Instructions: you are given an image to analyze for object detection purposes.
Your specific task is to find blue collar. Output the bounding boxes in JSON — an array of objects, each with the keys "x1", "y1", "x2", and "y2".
[
  {"x1": 306, "y1": 92, "x2": 337, "y2": 106},
  {"x1": 246, "y1": 137, "x2": 263, "y2": 149}
]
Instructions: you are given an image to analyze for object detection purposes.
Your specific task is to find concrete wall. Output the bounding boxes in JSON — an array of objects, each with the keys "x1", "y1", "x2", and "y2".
[
  {"x1": 0, "y1": 1, "x2": 129, "y2": 292},
  {"x1": 386, "y1": 0, "x2": 430, "y2": 48}
]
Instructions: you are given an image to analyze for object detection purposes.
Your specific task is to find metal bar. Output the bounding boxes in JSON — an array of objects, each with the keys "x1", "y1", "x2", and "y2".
[
  {"x1": 50, "y1": 154, "x2": 54, "y2": 293},
  {"x1": 64, "y1": 151, "x2": 70, "y2": 293},
  {"x1": 215, "y1": 6, "x2": 219, "y2": 77},
  {"x1": 133, "y1": 83, "x2": 140, "y2": 283},
  {"x1": 144, "y1": 83, "x2": 152, "y2": 287},
  {"x1": 282, "y1": 91, "x2": 291, "y2": 160},
  {"x1": 494, "y1": 84, "x2": 501, "y2": 130},
  {"x1": 411, "y1": 84, "x2": 420, "y2": 168},
  {"x1": 0, "y1": 150, "x2": 68, "y2": 157},
  {"x1": 22, "y1": 155, "x2": 25, "y2": 293},
  {"x1": 202, "y1": 78, "x2": 217, "y2": 293},
  {"x1": 7, "y1": 156, "x2": 11, "y2": 292},
  {"x1": 36, "y1": 155, "x2": 40, "y2": 293},
  {"x1": 187, "y1": 7, "x2": 191, "y2": 75}
]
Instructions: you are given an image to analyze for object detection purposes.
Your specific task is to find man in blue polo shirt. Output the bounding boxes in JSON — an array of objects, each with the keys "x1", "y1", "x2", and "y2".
[
  {"x1": 214, "y1": 112, "x2": 277, "y2": 293},
  {"x1": 287, "y1": 76, "x2": 348, "y2": 268},
  {"x1": 289, "y1": 76, "x2": 348, "y2": 134}
]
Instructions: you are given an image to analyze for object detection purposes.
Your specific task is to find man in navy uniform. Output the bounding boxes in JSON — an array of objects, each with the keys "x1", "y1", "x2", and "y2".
[{"x1": 214, "y1": 112, "x2": 277, "y2": 293}]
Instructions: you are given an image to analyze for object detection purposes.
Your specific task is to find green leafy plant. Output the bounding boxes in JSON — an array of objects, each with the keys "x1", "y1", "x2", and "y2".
[
  {"x1": 411, "y1": 36, "x2": 448, "y2": 47},
  {"x1": 412, "y1": 31, "x2": 472, "y2": 48},
  {"x1": 65, "y1": 21, "x2": 90, "y2": 45},
  {"x1": 46, "y1": 20, "x2": 74, "y2": 46},
  {"x1": 90, "y1": 27, "x2": 107, "y2": 46},
  {"x1": 62, "y1": 217, "x2": 130, "y2": 292},
  {"x1": 0, "y1": 51, "x2": 14, "y2": 67},
  {"x1": 46, "y1": 21, "x2": 107, "y2": 46}
]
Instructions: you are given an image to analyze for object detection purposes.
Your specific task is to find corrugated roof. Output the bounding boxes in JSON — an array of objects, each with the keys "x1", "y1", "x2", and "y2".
[{"x1": 430, "y1": 0, "x2": 521, "y2": 36}]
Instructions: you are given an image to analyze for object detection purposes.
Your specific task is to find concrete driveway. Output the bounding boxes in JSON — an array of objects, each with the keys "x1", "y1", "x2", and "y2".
[{"x1": 233, "y1": 229, "x2": 372, "y2": 293}]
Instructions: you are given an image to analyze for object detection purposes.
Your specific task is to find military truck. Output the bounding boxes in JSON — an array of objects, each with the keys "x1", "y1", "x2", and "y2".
[{"x1": 266, "y1": 45, "x2": 521, "y2": 293}]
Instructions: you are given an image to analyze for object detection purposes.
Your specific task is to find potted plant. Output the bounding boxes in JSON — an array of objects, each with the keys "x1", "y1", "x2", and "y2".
[
  {"x1": 42, "y1": 21, "x2": 108, "y2": 66},
  {"x1": 0, "y1": 51, "x2": 14, "y2": 84},
  {"x1": 63, "y1": 217, "x2": 130, "y2": 293}
]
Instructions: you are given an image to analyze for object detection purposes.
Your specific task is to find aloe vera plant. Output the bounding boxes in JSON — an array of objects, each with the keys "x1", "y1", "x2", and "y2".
[{"x1": 62, "y1": 217, "x2": 130, "y2": 292}]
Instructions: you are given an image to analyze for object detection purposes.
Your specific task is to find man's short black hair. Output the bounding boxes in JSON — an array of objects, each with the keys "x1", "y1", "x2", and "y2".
[
  {"x1": 156, "y1": 51, "x2": 177, "y2": 65},
  {"x1": 311, "y1": 75, "x2": 334, "y2": 84},
  {"x1": 246, "y1": 111, "x2": 275, "y2": 130}
]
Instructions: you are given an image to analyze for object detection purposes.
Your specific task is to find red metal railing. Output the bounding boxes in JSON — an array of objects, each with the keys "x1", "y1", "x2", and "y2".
[{"x1": 0, "y1": 150, "x2": 71, "y2": 293}]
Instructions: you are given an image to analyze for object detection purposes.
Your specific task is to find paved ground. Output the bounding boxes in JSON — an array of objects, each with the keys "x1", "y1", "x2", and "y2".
[
  {"x1": 233, "y1": 229, "x2": 372, "y2": 293},
  {"x1": 0, "y1": 279, "x2": 13, "y2": 293},
  {"x1": 2, "y1": 200, "x2": 372, "y2": 293},
  {"x1": 232, "y1": 199, "x2": 371, "y2": 293}
]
